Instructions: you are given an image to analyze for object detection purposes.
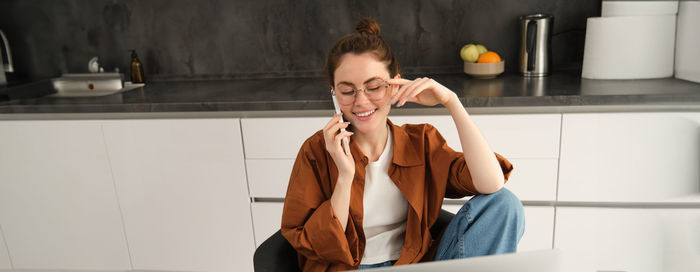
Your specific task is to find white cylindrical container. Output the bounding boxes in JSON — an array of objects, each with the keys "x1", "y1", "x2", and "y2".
[
  {"x1": 674, "y1": 0, "x2": 700, "y2": 83},
  {"x1": 582, "y1": 15, "x2": 676, "y2": 79},
  {"x1": 601, "y1": 0, "x2": 679, "y2": 16}
]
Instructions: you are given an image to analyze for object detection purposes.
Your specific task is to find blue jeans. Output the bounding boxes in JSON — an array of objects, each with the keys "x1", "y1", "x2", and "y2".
[
  {"x1": 358, "y1": 260, "x2": 395, "y2": 269},
  {"x1": 434, "y1": 188, "x2": 525, "y2": 260}
]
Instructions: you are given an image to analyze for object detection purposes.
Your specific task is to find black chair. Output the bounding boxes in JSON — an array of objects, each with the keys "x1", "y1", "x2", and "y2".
[
  {"x1": 254, "y1": 230, "x2": 301, "y2": 272},
  {"x1": 253, "y1": 209, "x2": 455, "y2": 272}
]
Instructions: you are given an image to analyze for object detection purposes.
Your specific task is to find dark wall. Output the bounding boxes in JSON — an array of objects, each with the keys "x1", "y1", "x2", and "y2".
[{"x1": 0, "y1": 0, "x2": 599, "y2": 81}]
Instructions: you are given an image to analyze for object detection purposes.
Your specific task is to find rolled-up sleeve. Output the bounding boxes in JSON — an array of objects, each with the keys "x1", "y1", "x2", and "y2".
[
  {"x1": 424, "y1": 124, "x2": 514, "y2": 198},
  {"x1": 280, "y1": 140, "x2": 358, "y2": 265}
]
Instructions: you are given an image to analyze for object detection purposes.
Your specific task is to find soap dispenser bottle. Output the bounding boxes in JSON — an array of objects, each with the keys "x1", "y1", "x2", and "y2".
[{"x1": 129, "y1": 50, "x2": 145, "y2": 83}]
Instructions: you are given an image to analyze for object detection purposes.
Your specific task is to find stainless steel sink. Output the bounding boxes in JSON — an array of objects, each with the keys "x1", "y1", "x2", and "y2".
[
  {"x1": 49, "y1": 73, "x2": 142, "y2": 97},
  {"x1": 0, "y1": 73, "x2": 143, "y2": 101}
]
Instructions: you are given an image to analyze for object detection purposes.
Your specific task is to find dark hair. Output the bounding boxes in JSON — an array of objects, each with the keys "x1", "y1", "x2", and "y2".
[{"x1": 325, "y1": 18, "x2": 400, "y2": 88}]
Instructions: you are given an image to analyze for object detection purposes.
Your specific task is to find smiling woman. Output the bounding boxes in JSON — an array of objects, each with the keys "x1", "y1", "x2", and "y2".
[{"x1": 280, "y1": 18, "x2": 524, "y2": 272}]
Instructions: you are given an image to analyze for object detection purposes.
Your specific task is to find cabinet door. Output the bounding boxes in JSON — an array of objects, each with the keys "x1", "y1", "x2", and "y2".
[
  {"x1": 554, "y1": 207, "x2": 700, "y2": 272},
  {"x1": 442, "y1": 205, "x2": 553, "y2": 252},
  {"x1": 247, "y1": 159, "x2": 294, "y2": 198},
  {"x1": 0, "y1": 226, "x2": 11, "y2": 269},
  {"x1": 241, "y1": 117, "x2": 328, "y2": 159},
  {"x1": 242, "y1": 117, "x2": 327, "y2": 199},
  {"x1": 251, "y1": 202, "x2": 285, "y2": 248},
  {"x1": 503, "y1": 158, "x2": 558, "y2": 201},
  {"x1": 558, "y1": 113, "x2": 700, "y2": 203},
  {"x1": 0, "y1": 120, "x2": 131, "y2": 270},
  {"x1": 103, "y1": 119, "x2": 254, "y2": 272}
]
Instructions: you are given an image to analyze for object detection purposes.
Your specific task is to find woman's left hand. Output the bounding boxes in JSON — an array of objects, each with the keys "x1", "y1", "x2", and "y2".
[{"x1": 386, "y1": 77, "x2": 457, "y2": 107}]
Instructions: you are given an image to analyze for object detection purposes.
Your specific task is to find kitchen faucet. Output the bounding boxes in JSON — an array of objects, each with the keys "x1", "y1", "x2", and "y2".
[{"x1": 0, "y1": 29, "x2": 14, "y2": 85}]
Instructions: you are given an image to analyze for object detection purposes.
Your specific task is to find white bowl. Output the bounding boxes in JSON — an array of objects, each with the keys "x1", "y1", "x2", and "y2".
[{"x1": 463, "y1": 61, "x2": 505, "y2": 79}]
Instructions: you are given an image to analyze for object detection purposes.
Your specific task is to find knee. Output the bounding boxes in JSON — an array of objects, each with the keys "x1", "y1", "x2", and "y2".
[
  {"x1": 474, "y1": 188, "x2": 524, "y2": 221},
  {"x1": 491, "y1": 188, "x2": 523, "y2": 209}
]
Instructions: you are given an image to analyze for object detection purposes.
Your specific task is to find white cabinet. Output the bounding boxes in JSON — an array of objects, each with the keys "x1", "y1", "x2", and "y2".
[
  {"x1": 251, "y1": 202, "x2": 285, "y2": 248},
  {"x1": 443, "y1": 205, "x2": 553, "y2": 252},
  {"x1": 0, "y1": 121, "x2": 131, "y2": 270},
  {"x1": 0, "y1": 226, "x2": 12, "y2": 269},
  {"x1": 517, "y1": 206, "x2": 554, "y2": 252},
  {"x1": 555, "y1": 112, "x2": 700, "y2": 271},
  {"x1": 241, "y1": 117, "x2": 328, "y2": 159},
  {"x1": 503, "y1": 159, "x2": 558, "y2": 201},
  {"x1": 6, "y1": 110, "x2": 697, "y2": 271},
  {"x1": 102, "y1": 119, "x2": 254, "y2": 272},
  {"x1": 554, "y1": 207, "x2": 700, "y2": 272},
  {"x1": 242, "y1": 117, "x2": 327, "y2": 199},
  {"x1": 558, "y1": 113, "x2": 700, "y2": 203},
  {"x1": 247, "y1": 159, "x2": 295, "y2": 199}
]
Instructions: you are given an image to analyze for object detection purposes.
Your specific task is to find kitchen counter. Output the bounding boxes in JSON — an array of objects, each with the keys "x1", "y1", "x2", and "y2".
[{"x1": 1, "y1": 70, "x2": 700, "y2": 118}]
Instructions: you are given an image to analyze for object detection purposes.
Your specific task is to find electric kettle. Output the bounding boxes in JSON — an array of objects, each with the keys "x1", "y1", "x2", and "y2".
[{"x1": 519, "y1": 14, "x2": 553, "y2": 77}]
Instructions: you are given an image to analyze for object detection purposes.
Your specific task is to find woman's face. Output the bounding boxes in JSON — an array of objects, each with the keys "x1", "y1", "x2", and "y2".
[{"x1": 333, "y1": 52, "x2": 392, "y2": 135}]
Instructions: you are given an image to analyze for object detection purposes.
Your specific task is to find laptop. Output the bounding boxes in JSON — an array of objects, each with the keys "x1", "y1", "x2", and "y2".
[{"x1": 358, "y1": 249, "x2": 563, "y2": 272}]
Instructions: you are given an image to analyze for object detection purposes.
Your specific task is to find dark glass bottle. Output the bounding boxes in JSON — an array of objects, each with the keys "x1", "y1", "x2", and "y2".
[{"x1": 129, "y1": 50, "x2": 145, "y2": 83}]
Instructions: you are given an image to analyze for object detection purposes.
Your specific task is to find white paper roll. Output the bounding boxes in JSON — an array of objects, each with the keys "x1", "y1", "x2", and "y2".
[
  {"x1": 582, "y1": 15, "x2": 676, "y2": 79},
  {"x1": 675, "y1": 1, "x2": 700, "y2": 83},
  {"x1": 602, "y1": 1, "x2": 679, "y2": 16}
]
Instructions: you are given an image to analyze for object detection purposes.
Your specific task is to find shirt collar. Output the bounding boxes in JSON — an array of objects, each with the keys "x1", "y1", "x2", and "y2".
[{"x1": 387, "y1": 118, "x2": 424, "y2": 167}]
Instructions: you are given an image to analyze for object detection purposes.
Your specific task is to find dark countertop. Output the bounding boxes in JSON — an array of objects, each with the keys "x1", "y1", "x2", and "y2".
[{"x1": 1, "y1": 70, "x2": 700, "y2": 117}]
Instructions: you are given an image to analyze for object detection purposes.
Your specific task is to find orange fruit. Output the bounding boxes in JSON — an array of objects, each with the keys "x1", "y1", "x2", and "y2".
[{"x1": 477, "y1": 51, "x2": 501, "y2": 63}]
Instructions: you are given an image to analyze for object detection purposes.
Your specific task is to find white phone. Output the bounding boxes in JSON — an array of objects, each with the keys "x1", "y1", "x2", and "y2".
[{"x1": 331, "y1": 89, "x2": 351, "y2": 155}]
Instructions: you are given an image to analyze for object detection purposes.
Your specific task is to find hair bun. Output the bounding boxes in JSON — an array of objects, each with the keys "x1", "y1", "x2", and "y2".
[{"x1": 355, "y1": 18, "x2": 381, "y2": 36}]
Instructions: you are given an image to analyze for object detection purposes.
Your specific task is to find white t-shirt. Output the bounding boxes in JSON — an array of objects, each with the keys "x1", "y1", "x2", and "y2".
[{"x1": 360, "y1": 127, "x2": 409, "y2": 264}]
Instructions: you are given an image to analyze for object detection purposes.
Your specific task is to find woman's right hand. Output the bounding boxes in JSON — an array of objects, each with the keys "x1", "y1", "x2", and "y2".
[{"x1": 323, "y1": 114, "x2": 355, "y2": 178}]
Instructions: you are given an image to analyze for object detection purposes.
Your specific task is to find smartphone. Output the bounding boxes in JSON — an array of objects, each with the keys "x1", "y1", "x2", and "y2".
[{"x1": 330, "y1": 89, "x2": 351, "y2": 155}]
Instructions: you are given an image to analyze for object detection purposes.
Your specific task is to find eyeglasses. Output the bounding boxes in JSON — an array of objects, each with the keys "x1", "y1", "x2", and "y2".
[{"x1": 333, "y1": 78, "x2": 390, "y2": 105}]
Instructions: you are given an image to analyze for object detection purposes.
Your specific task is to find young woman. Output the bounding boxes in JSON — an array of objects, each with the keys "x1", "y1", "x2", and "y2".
[{"x1": 281, "y1": 18, "x2": 524, "y2": 271}]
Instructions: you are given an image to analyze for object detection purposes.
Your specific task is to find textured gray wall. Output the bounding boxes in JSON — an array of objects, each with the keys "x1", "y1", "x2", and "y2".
[{"x1": 0, "y1": 0, "x2": 599, "y2": 81}]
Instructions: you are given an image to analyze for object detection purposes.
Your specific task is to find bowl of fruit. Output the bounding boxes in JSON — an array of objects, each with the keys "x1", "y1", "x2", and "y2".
[{"x1": 460, "y1": 44, "x2": 504, "y2": 79}]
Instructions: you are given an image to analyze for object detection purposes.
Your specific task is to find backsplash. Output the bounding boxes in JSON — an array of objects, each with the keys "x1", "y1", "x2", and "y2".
[{"x1": 0, "y1": 0, "x2": 599, "y2": 81}]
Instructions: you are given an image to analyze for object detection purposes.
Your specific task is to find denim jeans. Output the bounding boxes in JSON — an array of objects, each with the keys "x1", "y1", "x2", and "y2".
[
  {"x1": 358, "y1": 260, "x2": 395, "y2": 269},
  {"x1": 434, "y1": 188, "x2": 525, "y2": 261}
]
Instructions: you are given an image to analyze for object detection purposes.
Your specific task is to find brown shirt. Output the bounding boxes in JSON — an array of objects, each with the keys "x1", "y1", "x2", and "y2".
[{"x1": 281, "y1": 119, "x2": 513, "y2": 271}]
